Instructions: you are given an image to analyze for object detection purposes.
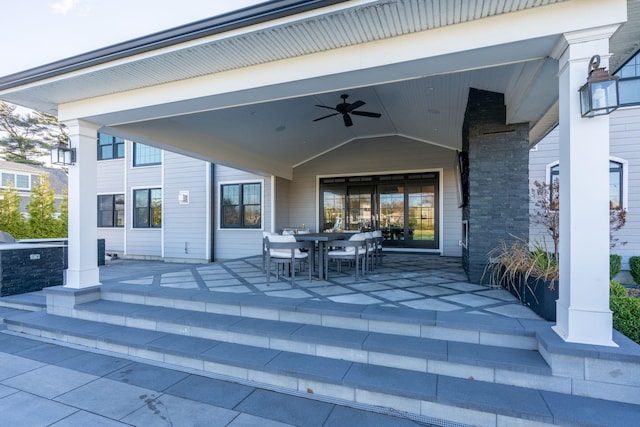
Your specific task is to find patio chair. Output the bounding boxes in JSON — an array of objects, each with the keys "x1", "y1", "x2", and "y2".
[
  {"x1": 325, "y1": 233, "x2": 368, "y2": 280},
  {"x1": 372, "y1": 230, "x2": 383, "y2": 266},
  {"x1": 264, "y1": 235, "x2": 313, "y2": 287},
  {"x1": 262, "y1": 231, "x2": 279, "y2": 273},
  {"x1": 362, "y1": 231, "x2": 377, "y2": 272}
]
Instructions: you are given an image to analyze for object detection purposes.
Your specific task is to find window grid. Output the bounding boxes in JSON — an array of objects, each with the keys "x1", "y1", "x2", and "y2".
[
  {"x1": 133, "y1": 143, "x2": 162, "y2": 166},
  {"x1": 133, "y1": 189, "x2": 162, "y2": 228},
  {"x1": 98, "y1": 194, "x2": 125, "y2": 227},
  {"x1": 1, "y1": 172, "x2": 30, "y2": 190},
  {"x1": 617, "y1": 50, "x2": 640, "y2": 106},
  {"x1": 98, "y1": 133, "x2": 125, "y2": 160},
  {"x1": 549, "y1": 161, "x2": 623, "y2": 209},
  {"x1": 221, "y1": 183, "x2": 262, "y2": 229}
]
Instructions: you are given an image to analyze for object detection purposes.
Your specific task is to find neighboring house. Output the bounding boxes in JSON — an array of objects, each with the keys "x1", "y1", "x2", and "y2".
[
  {"x1": 0, "y1": 159, "x2": 67, "y2": 214},
  {"x1": 530, "y1": 48, "x2": 640, "y2": 274}
]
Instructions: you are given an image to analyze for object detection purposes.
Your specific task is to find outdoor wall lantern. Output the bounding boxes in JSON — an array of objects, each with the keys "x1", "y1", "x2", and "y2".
[
  {"x1": 579, "y1": 54, "x2": 619, "y2": 118},
  {"x1": 50, "y1": 142, "x2": 76, "y2": 166}
]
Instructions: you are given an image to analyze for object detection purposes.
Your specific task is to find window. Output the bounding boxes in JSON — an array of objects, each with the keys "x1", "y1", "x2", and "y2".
[
  {"x1": 616, "y1": 50, "x2": 640, "y2": 106},
  {"x1": 133, "y1": 189, "x2": 162, "y2": 228},
  {"x1": 97, "y1": 194, "x2": 125, "y2": 227},
  {"x1": 548, "y1": 160, "x2": 624, "y2": 209},
  {"x1": 133, "y1": 143, "x2": 161, "y2": 166},
  {"x1": 221, "y1": 183, "x2": 261, "y2": 228},
  {"x1": 610, "y1": 161, "x2": 623, "y2": 209},
  {"x1": 98, "y1": 133, "x2": 125, "y2": 160},
  {"x1": 1, "y1": 172, "x2": 30, "y2": 190}
]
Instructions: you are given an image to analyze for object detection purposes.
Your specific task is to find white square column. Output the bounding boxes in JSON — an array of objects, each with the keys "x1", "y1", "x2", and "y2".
[
  {"x1": 552, "y1": 27, "x2": 619, "y2": 347},
  {"x1": 63, "y1": 119, "x2": 101, "y2": 289}
]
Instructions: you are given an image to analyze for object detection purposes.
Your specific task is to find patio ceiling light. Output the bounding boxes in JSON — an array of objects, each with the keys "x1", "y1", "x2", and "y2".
[
  {"x1": 579, "y1": 55, "x2": 619, "y2": 118},
  {"x1": 50, "y1": 142, "x2": 76, "y2": 166}
]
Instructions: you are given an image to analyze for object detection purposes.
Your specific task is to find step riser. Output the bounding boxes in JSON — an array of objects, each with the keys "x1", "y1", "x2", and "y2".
[
  {"x1": 101, "y1": 290, "x2": 538, "y2": 350},
  {"x1": 81, "y1": 297, "x2": 640, "y2": 407},
  {"x1": 5, "y1": 322, "x2": 555, "y2": 427},
  {"x1": 68, "y1": 306, "x2": 570, "y2": 396}
]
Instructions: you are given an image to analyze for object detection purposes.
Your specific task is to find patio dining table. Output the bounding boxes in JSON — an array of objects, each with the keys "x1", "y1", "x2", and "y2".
[{"x1": 294, "y1": 232, "x2": 353, "y2": 280}]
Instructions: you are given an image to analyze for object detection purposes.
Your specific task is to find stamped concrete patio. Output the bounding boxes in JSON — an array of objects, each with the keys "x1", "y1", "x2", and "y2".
[{"x1": 98, "y1": 253, "x2": 540, "y2": 320}]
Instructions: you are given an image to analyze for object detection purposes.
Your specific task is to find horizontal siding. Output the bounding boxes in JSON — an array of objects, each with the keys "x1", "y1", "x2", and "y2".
[
  {"x1": 96, "y1": 158, "x2": 125, "y2": 193},
  {"x1": 529, "y1": 105, "x2": 640, "y2": 269},
  {"x1": 124, "y1": 142, "x2": 162, "y2": 258},
  {"x1": 126, "y1": 229, "x2": 162, "y2": 257},
  {"x1": 275, "y1": 177, "x2": 290, "y2": 233},
  {"x1": 214, "y1": 165, "x2": 270, "y2": 260},
  {"x1": 292, "y1": 135, "x2": 461, "y2": 255},
  {"x1": 97, "y1": 228, "x2": 124, "y2": 252},
  {"x1": 126, "y1": 142, "x2": 162, "y2": 188},
  {"x1": 163, "y1": 152, "x2": 210, "y2": 261}
]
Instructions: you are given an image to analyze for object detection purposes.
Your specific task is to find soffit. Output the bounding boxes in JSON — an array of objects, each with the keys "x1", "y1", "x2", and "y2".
[{"x1": 0, "y1": 0, "x2": 567, "y2": 114}]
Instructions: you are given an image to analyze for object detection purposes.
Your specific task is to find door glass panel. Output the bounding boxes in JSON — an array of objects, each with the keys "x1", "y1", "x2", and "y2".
[
  {"x1": 323, "y1": 189, "x2": 345, "y2": 231},
  {"x1": 380, "y1": 185, "x2": 405, "y2": 241},
  {"x1": 347, "y1": 187, "x2": 372, "y2": 231},
  {"x1": 408, "y1": 184, "x2": 435, "y2": 241}
]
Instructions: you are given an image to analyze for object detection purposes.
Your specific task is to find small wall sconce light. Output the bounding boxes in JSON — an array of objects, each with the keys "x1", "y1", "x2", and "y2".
[
  {"x1": 50, "y1": 143, "x2": 76, "y2": 166},
  {"x1": 578, "y1": 55, "x2": 619, "y2": 118}
]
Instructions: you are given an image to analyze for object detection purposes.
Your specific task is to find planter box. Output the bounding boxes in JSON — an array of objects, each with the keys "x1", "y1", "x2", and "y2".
[
  {"x1": 500, "y1": 271, "x2": 558, "y2": 321},
  {"x1": 523, "y1": 276, "x2": 558, "y2": 321}
]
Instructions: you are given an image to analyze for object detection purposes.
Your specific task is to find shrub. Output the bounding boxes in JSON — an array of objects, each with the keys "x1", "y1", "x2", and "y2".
[
  {"x1": 629, "y1": 256, "x2": 640, "y2": 285},
  {"x1": 610, "y1": 280, "x2": 627, "y2": 298},
  {"x1": 610, "y1": 281, "x2": 640, "y2": 344},
  {"x1": 610, "y1": 254, "x2": 622, "y2": 280},
  {"x1": 610, "y1": 296, "x2": 640, "y2": 344}
]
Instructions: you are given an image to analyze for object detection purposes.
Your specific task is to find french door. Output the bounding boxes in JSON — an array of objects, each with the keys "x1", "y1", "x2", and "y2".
[{"x1": 320, "y1": 173, "x2": 439, "y2": 249}]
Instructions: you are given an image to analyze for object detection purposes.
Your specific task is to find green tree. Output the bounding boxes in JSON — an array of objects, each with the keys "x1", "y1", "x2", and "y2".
[
  {"x1": 0, "y1": 182, "x2": 26, "y2": 238},
  {"x1": 26, "y1": 174, "x2": 60, "y2": 237},
  {"x1": 57, "y1": 188, "x2": 68, "y2": 237},
  {"x1": 0, "y1": 101, "x2": 67, "y2": 165}
]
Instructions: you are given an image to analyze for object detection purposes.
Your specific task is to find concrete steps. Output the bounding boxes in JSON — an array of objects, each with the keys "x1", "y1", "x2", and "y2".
[
  {"x1": 69, "y1": 299, "x2": 556, "y2": 391},
  {"x1": 5, "y1": 284, "x2": 640, "y2": 427},
  {"x1": 0, "y1": 291, "x2": 46, "y2": 312}
]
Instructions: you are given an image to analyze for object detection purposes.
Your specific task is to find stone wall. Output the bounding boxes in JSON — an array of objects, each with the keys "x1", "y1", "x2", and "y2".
[
  {"x1": 462, "y1": 88, "x2": 530, "y2": 283},
  {"x1": 0, "y1": 244, "x2": 64, "y2": 296}
]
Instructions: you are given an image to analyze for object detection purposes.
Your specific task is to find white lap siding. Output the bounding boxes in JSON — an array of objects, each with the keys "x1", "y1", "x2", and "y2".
[
  {"x1": 163, "y1": 152, "x2": 210, "y2": 262},
  {"x1": 529, "y1": 106, "x2": 640, "y2": 270},
  {"x1": 291, "y1": 135, "x2": 462, "y2": 257},
  {"x1": 96, "y1": 157, "x2": 125, "y2": 254},
  {"x1": 214, "y1": 166, "x2": 271, "y2": 261}
]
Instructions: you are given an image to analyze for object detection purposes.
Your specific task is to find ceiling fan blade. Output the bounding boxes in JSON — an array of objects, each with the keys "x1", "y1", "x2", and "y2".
[
  {"x1": 315, "y1": 104, "x2": 337, "y2": 111},
  {"x1": 313, "y1": 113, "x2": 339, "y2": 121},
  {"x1": 343, "y1": 114, "x2": 353, "y2": 127},
  {"x1": 346, "y1": 100, "x2": 365, "y2": 112},
  {"x1": 351, "y1": 110, "x2": 381, "y2": 118}
]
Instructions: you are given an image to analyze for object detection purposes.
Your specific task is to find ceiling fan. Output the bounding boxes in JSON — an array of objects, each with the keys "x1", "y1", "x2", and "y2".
[{"x1": 313, "y1": 94, "x2": 381, "y2": 127}]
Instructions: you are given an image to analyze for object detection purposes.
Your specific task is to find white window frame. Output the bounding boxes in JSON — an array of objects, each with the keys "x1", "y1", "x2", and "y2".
[{"x1": 546, "y1": 157, "x2": 628, "y2": 210}]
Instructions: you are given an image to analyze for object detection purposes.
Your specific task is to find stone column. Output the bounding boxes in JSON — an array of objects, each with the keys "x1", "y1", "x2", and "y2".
[
  {"x1": 552, "y1": 27, "x2": 619, "y2": 346},
  {"x1": 63, "y1": 119, "x2": 101, "y2": 289},
  {"x1": 461, "y1": 89, "x2": 529, "y2": 283}
]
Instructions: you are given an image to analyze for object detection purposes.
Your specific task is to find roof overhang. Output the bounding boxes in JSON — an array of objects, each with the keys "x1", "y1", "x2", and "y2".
[{"x1": 0, "y1": 0, "x2": 635, "y2": 179}]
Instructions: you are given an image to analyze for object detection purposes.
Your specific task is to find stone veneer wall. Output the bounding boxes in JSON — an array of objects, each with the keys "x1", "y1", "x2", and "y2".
[
  {"x1": 462, "y1": 88, "x2": 530, "y2": 283},
  {"x1": 0, "y1": 245, "x2": 64, "y2": 296}
]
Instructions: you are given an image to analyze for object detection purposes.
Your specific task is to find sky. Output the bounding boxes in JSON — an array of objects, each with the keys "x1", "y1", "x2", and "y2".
[{"x1": 0, "y1": 0, "x2": 265, "y2": 77}]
